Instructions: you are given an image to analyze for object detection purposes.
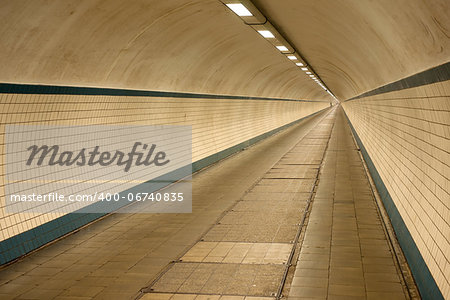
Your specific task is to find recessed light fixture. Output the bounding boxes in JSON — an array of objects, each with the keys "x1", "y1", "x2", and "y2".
[
  {"x1": 276, "y1": 46, "x2": 289, "y2": 52},
  {"x1": 226, "y1": 3, "x2": 253, "y2": 16},
  {"x1": 257, "y1": 30, "x2": 275, "y2": 38},
  {"x1": 223, "y1": 1, "x2": 334, "y2": 98}
]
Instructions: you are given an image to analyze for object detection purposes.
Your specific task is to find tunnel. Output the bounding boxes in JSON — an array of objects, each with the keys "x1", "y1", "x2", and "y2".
[{"x1": 0, "y1": 0, "x2": 449, "y2": 299}]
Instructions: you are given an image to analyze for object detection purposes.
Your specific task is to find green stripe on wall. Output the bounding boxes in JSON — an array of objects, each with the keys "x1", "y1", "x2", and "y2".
[
  {"x1": 346, "y1": 61, "x2": 450, "y2": 101},
  {"x1": 0, "y1": 83, "x2": 327, "y2": 103}
]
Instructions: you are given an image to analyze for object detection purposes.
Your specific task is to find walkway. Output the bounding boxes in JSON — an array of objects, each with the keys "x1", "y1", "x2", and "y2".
[
  {"x1": 0, "y1": 107, "x2": 414, "y2": 300},
  {"x1": 287, "y1": 107, "x2": 412, "y2": 300}
]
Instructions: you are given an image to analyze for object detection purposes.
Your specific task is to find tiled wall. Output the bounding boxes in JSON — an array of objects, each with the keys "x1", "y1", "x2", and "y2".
[
  {"x1": 0, "y1": 90, "x2": 328, "y2": 263},
  {"x1": 342, "y1": 80, "x2": 450, "y2": 298}
]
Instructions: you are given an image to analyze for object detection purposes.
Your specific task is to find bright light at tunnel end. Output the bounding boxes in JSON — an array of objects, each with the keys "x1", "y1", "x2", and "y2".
[{"x1": 226, "y1": 3, "x2": 253, "y2": 16}]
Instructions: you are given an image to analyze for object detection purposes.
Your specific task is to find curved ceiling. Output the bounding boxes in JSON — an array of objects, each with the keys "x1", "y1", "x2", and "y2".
[
  {"x1": 0, "y1": 0, "x2": 334, "y2": 101},
  {"x1": 253, "y1": 0, "x2": 450, "y2": 100},
  {"x1": 1, "y1": 0, "x2": 448, "y2": 101}
]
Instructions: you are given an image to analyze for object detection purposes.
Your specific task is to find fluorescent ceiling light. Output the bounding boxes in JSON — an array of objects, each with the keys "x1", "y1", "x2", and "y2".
[
  {"x1": 276, "y1": 46, "x2": 289, "y2": 52},
  {"x1": 287, "y1": 55, "x2": 297, "y2": 60},
  {"x1": 306, "y1": 72, "x2": 312, "y2": 74},
  {"x1": 301, "y1": 67, "x2": 308, "y2": 71},
  {"x1": 296, "y1": 63, "x2": 304, "y2": 66},
  {"x1": 226, "y1": 3, "x2": 253, "y2": 16},
  {"x1": 309, "y1": 75, "x2": 314, "y2": 77},
  {"x1": 257, "y1": 30, "x2": 275, "y2": 38}
]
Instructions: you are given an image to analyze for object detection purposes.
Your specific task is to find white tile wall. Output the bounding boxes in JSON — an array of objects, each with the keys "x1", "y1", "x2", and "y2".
[
  {"x1": 0, "y1": 92, "x2": 327, "y2": 244},
  {"x1": 343, "y1": 80, "x2": 450, "y2": 298}
]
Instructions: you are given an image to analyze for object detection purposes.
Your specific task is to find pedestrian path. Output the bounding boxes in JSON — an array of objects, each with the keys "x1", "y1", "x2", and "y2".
[
  {"x1": 287, "y1": 107, "x2": 413, "y2": 300},
  {"x1": 139, "y1": 108, "x2": 336, "y2": 300},
  {"x1": 0, "y1": 109, "x2": 329, "y2": 300},
  {"x1": 0, "y1": 107, "x2": 415, "y2": 300}
]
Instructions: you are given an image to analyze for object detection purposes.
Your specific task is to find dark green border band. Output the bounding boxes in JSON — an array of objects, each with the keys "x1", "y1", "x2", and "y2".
[
  {"x1": 0, "y1": 83, "x2": 326, "y2": 103},
  {"x1": 0, "y1": 107, "x2": 329, "y2": 265},
  {"x1": 343, "y1": 111, "x2": 444, "y2": 300},
  {"x1": 346, "y1": 61, "x2": 450, "y2": 101}
]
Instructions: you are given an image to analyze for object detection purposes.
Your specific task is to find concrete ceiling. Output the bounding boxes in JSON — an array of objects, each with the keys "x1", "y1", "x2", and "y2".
[
  {"x1": 1, "y1": 0, "x2": 448, "y2": 101},
  {"x1": 253, "y1": 0, "x2": 450, "y2": 100},
  {"x1": 0, "y1": 0, "x2": 333, "y2": 101}
]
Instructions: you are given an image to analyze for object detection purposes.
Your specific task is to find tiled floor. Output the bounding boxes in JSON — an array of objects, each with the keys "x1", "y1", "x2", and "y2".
[
  {"x1": 142, "y1": 109, "x2": 336, "y2": 299},
  {"x1": 0, "y1": 107, "x2": 414, "y2": 300},
  {"x1": 288, "y1": 107, "x2": 410, "y2": 300},
  {"x1": 141, "y1": 294, "x2": 274, "y2": 300},
  {"x1": 180, "y1": 242, "x2": 292, "y2": 264},
  {"x1": 149, "y1": 263, "x2": 285, "y2": 296},
  {"x1": 0, "y1": 109, "x2": 330, "y2": 299}
]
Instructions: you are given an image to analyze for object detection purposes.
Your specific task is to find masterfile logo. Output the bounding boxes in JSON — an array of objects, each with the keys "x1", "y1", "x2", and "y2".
[
  {"x1": 25, "y1": 142, "x2": 170, "y2": 172},
  {"x1": 4, "y1": 125, "x2": 192, "y2": 214}
]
